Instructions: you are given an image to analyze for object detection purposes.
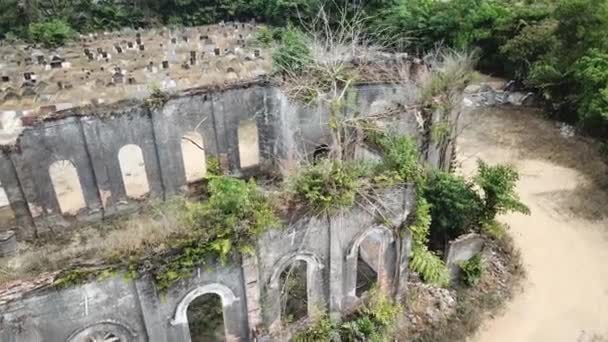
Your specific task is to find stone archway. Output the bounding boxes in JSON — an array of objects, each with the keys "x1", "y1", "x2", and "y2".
[
  {"x1": 266, "y1": 252, "x2": 325, "y2": 331},
  {"x1": 345, "y1": 226, "x2": 395, "y2": 300},
  {"x1": 172, "y1": 283, "x2": 244, "y2": 342}
]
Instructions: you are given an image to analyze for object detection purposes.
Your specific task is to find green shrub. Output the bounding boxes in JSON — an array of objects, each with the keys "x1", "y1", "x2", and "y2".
[
  {"x1": 573, "y1": 50, "x2": 608, "y2": 133},
  {"x1": 424, "y1": 171, "x2": 483, "y2": 243},
  {"x1": 294, "y1": 287, "x2": 400, "y2": 341},
  {"x1": 408, "y1": 196, "x2": 450, "y2": 287},
  {"x1": 153, "y1": 176, "x2": 278, "y2": 291},
  {"x1": 272, "y1": 26, "x2": 312, "y2": 74},
  {"x1": 28, "y1": 20, "x2": 74, "y2": 47},
  {"x1": 256, "y1": 25, "x2": 275, "y2": 47},
  {"x1": 375, "y1": 134, "x2": 423, "y2": 183},
  {"x1": 410, "y1": 246, "x2": 450, "y2": 287},
  {"x1": 459, "y1": 254, "x2": 483, "y2": 286},
  {"x1": 293, "y1": 314, "x2": 336, "y2": 342},
  {"x1": 475, "y1": 160, "x2": 530, "y2": 223},
  {"x1": 290, "y1": 160, "x2": 371, "y2": 214}
]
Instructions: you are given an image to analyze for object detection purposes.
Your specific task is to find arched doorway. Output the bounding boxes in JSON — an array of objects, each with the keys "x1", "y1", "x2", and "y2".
[
  {"x1": 172, "y1": 283, "x2": 243, "y2": 341},
  {"x1": 346, "y1": 227, "x2": 395, "y2": 300},
  {"x1": 187, "y1": 293, "x2": 224, "y2": 341},
  {"x1": 279, "y1": 260, "x2": 308, "y2": 322}
]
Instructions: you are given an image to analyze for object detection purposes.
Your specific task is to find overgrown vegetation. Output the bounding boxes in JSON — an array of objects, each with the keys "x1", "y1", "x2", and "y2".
[
  {"x1": 28, "y1": 19, "x2": 74, "y2": 47},
  {"x1": 290, "y1": 160, "x2": 372, "y2": 214},
  {"x1": 293, "y1": 287, "x2": 401, "y2": 341},
  {"x1": 459, "y1": 254, "x2": 483, "y2": 287},
  {"x1": 50, "y1": 175, "x2": 278, "y2": 292},
  {"x1": 408, "y1": 197, "x2": 450, "y2": 287},
  {"x1": 423, "y1": 161, "x2": 529, "y2": 252}
]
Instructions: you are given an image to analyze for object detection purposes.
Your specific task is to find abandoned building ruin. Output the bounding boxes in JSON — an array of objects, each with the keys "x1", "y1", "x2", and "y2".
[{"x1": 0, "y1": 23, "x2": 482, "y2": 342}]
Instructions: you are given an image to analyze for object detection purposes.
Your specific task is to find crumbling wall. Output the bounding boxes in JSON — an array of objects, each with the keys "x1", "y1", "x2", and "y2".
[
  {"x1": 0, "y1": 81, "x2": 434, "y2": 236},
  {"x1": 0, "y1": 187, "x2": 415, "y2": 342}
]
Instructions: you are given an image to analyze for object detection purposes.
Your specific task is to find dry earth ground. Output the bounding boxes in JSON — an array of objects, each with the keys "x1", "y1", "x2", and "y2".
[{"x1": 457, "y1": 106, "x2": 608, "y2": 342}]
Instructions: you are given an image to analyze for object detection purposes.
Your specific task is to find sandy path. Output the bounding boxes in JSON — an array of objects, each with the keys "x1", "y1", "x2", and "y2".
[{"x1": 457, "y1": 106, "x2": 608, "y2": 342}]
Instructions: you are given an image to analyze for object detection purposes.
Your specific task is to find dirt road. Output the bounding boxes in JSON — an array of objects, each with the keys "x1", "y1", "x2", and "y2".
[{"x1": 457, "y1": 106, "x2": 608, "y2": 342}]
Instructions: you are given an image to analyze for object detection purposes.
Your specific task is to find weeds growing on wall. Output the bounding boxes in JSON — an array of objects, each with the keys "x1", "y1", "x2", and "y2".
[
  {"x1": 459, "y1": 254, "x2": 484, "y2": 287},
  {"x1": 289, "y1": 160, "x2": 374, "y2": 214},
  {"x1": 150, "y1": 176, "x2": 278, "y2": 291},
  {"x1": 294, "y1": 287, "x2": 401, "y2": 341},
  {"x1": 52, "y1": 175, "x2": 278, "y2": 292}
]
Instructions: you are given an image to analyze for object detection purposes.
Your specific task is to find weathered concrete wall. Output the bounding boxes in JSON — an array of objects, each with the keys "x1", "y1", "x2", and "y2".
[
  {"x1": 0, "y1": 187, "x2": 415, "y2": 342},
  {"x1": 0, "y1": 80, "x2": 440, "y2": 236}
]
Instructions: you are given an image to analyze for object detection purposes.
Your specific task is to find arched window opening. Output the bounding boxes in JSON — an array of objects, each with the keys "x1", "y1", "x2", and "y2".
[
  {"x1": 49, "y1": 160, "x2": 86, "y2": 215},
  {"x1": 0, "y1": 184, "x2": 15, "y2": 227},
  {"x1": 279, "y1": 260, "x2": 308, "y2": 323},
  {"x1": 356, "y1": 236, "x2": 381, "y2": 297},
  {"x1": 238, "y1": 119, "x2": 260, "y2": 168},
  {"x1": 118, "y1": 144, "x2": 150, "y2": 199},
  {"x1": 181, "y1": 131, "x2": 207, "y2": 182},
  {"x1": 187, "y1": 293, "x2": 225, "y2": 342}
]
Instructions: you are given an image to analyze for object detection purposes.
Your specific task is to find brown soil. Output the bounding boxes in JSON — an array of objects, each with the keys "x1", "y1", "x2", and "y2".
[{"x1": 458, "y1": 106, "x2": 608, "y2": 342}]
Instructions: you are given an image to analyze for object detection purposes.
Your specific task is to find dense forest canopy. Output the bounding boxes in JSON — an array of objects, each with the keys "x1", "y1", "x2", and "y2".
[{"x1": 0, "y1": 0, "x2": 607, "y2": 138}]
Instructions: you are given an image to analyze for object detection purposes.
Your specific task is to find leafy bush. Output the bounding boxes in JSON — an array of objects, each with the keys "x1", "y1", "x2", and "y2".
[
  {"x1": 28, "y1": 20, "x2": 74, "y2": 47},
  {"x1": 459, "y1": 254, "x2": 483, "y2": 286},
  {"x1": 408, "y1": 197, "x2": 450, "y2": 287},
  {"x1": 424, "y1": 171, "x2": 483, "y2": 243},
  {"x1": 272, "y1": 26, "x2": 312, "y2": 73},
  {"x1": 475, "y1": 160, "x2": 530, "y2": 223},
  {"x1": 374, "y1": 134, "x2": 423, "y2": 183},
  {"x1": 294, "y1": 287, "x2": 401, "y2": 341},
  {"x1": 153, "y1": 176, "x2": 278, "y2": 291},
  {"x1": 256, "y1": 26, "x2": 275, "y2": 47},
  {"x1": 290, "y1": 160, "x2": 371, "y2": 214}
]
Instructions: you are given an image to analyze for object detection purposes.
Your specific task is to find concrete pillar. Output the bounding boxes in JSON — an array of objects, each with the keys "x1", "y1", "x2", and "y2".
[
  {"x1": 242, "y1": 255, "x2": 263, "y2": 336},
  {"x1": 134, "y1": 276, "x2": 168, "y2": 342},
  {"x1": 0, "y1": 151, "x2": 34, "y2": 232},
  {"x1": 328, "y1": 214, "x2": 344, "y2": 320}
]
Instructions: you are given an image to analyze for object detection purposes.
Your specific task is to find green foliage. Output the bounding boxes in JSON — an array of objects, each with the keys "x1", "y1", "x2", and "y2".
[
  {"x1": 153, "y1": 176, "x2": 278, "y2": 292},
  {"x1": 290, "y1": 160, "x2": 371, "y2": 214},
  {"x1": 408, "y1": 196, "x2": 450, "y2": 287},
  {"x1": 431, "y1": 121, "x2": 451, "y2": 145},
  {"x1": 272, "y1": 26, "x2": 312, "y2": 74},
  {"x1": 256, "y1": 26, "x2": 275, "y2": 47},
  {"x1": 145, "y1": 85, "x2": 170, "y2": 110},
  {"x1": 375, "y1": 134, "x2": 423, "y2": 183},
  {"x1": 475, "y1": 160, "x2": 530, "y2": 223},
  {"x1": 293, "y1": 314, "x2": 337, "y2": 342},
  {"x1": 410, "y1": 246, "x2": 450, "y2": 287},
  {"x1": 424, "y1": 171, "x2": 483, "y2": 242},
  {"x1": 28, "y1": 20, "x2": 74, "y2": 47},
  {"x1": 573, "y1": 50, "x2": 608, "y2": 131},
  {"x1": 294, "y1": 287, "x2": 401, "y2": 342},
  {"x1": 52, "y1": 268, "x2": 100, "y2": 289},
  {"x1": 481, "y1": 220, "x2": 507, "y2": 240},
  {"x1": 206, "y1": 156, "x2": 222, "y2": 176},
  {"x1": 459, "y1": 254, "x2": 483, "y2": 286}
]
